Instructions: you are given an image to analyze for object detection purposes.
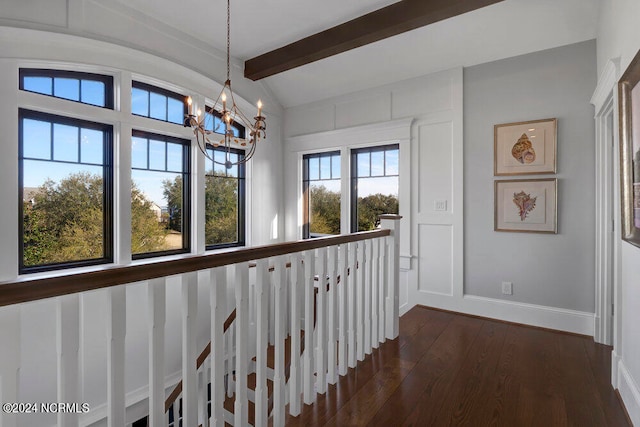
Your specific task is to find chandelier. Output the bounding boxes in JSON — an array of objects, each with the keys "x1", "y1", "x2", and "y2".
[{"x1": 184, "y1": 0, "x2": 266, "y2": 168}]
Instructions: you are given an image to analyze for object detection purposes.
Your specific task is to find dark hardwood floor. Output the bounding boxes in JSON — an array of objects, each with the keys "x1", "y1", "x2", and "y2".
[{"x1": 284, "y1": 306, "x2": 631, "y2": 426}]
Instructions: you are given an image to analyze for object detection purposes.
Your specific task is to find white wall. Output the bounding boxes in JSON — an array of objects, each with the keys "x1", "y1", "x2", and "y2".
[
  {"x1": 464, "y1": 40, "x2": 597, "y2": 313},
  {"x1": 597, "y1": 0, "x2": 640, "y2": 424}
]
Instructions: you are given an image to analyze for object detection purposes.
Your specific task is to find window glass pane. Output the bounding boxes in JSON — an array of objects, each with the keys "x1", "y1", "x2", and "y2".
[
  {"x1": 213, "y1": 149, "x2": 226, "y2": 172},
  {"x1": 53, "y1": 124, "x2": 79, "y2": 162},
  {"x1": 226, "y1": 153, "x2": 238, "y2": 178},
  {"x1": 205, "y1": 174, "x2": 239, "y2": 245},
  {"x1": 23, "y1": 119, "x2": 51, "y2": 160},
  {"x1": 167, "y1": 97, "x2": 184, "y2": 124},
  {"x1": 131, "y1": 88, "x2": 148, "y2": 116},
  {"x1": 308, "y1": 157, "x2": 319, "y2": 180},
  {"x1": 357, "y1": 152, "x2": 370, "y2": 177},
  {"x1": 80, "y1": 128, "x2": 103, "y2": 164},
  {"x1": 320, "y1": 155, "x2": 331, "y2": 179},
  {"x1": 309, "y1": 181, "x2": 341, "y2": 236},
  {"x1": 149, "y1": 92, "x2": 167, "y2": 121},
  {"x1": 354, "y1": 175, "x2": 399, "y2": 231},
  {"x1": 205, "y1": 111, "x2": 215, "y2": 132},
  {"x1": 131, "y1": 169, "x2": 183, "y2": 255},
  {"x1": 166, "y1": 142, "x2": 183, "y2": 172},
  {"x1": 231, "y1": 125, "x2": 240, "y2": 138},
  {"x1": 81, "y1": 80, "x2": 106, "y2": 107},
  {"x1": 23, "y1": 77, "x2": 52, "y2": 95},
  {"x1": 214, "y1": 116, "x2": 223, "y2": 134},
  {"x1": 331, "y1": 154, "x2": 340, "y2": 178},
  {"x1": 54, "y1": 78, "x2": 80, "y2": 101},
  {"x1": 148, "y1": 139, "x2": 165, "y2": 170},
  {"x1": 131, "y1": 137, "x2": 148, "y2": 169},
  {"x1": 386, "y1": 149, "x2": 399, "y2": 175},
  {"x1": 370, "y1": 150, "x2": 384, "y2": 176},
  {"x1": 21, "y1": 112, "x2": 111, "y2": 271}
]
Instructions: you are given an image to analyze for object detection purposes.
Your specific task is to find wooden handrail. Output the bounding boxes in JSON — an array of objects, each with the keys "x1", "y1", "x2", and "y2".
[
  {"x1": 165, "y1": 308, "x2": 238, "y2": 413},
  {"x1": 0, "y1": 229, "x2": 390, "y2": 308}
]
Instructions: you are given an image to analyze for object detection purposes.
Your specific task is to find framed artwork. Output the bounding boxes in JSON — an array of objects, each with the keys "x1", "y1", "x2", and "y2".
[
  {"x1": 495, "y1": 178, "x2": 557, "y2": 234},
  {"x1": 494, "y1": 118, "x2": 557, "y2": 175},
  {"x1": 618, "y1": 48, "x2": 640, "y2": 248}
]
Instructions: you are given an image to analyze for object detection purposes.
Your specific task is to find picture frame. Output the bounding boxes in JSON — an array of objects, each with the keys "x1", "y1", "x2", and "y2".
[
  {"x1": 494, "y1": 178, "x2": 557, "y2": 234},
  {"x1": 618, "y1": 48, "x2": 640, "y2": 249},
  {"x1": 494, "y1": 118, "x2": 557, "y2": 176}
]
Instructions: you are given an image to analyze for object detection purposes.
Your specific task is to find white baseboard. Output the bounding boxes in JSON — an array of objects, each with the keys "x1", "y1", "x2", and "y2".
[
  {"x1": 618, "y1": 359, "x2": 640, "y2": 426},
  {"x1": 407, "y1": 291, "x2": 594, "y2": 336}
]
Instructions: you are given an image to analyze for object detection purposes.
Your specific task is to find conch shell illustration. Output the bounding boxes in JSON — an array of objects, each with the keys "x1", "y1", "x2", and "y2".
[
  {"x1": 513, "y1": 191, "x2": 536, "y2": 221},
  {"x1": 511, "y1": 133, "x2": 536, "y2": 164}
]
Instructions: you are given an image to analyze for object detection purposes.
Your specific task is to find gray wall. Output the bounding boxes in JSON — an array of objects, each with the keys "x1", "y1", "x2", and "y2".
[{"x1": 463, "y1": 40, "x2": 597, "y2": 312}]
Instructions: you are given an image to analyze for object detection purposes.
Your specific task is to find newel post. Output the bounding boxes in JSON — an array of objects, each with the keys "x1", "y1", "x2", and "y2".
[{"x1": 379, "y1": 214, "x2": 402, "y2": 340}]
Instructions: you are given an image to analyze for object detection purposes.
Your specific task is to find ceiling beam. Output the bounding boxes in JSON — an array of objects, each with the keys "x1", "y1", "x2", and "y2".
[{"x1": 244, "y1": 0, "x2": 505, "y2": 81}]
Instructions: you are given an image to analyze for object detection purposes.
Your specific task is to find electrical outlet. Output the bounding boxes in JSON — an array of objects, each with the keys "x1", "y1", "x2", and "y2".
[{"x1": 502, "y1": 281, "x2": 513, "y2": 295}]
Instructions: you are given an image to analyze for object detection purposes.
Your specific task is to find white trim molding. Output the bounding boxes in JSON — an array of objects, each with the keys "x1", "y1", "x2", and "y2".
[
  {"x1": 415, "y1": 293, "x2": 594, "y2": 336},
  {"x1": 618, "y1": 359, "x2": 640, "y2": 426}
]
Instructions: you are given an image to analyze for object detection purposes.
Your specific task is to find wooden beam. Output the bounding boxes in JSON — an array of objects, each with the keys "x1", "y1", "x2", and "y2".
[{"x1": 244, "y1": 0, "x2": 505, "y2": 81}]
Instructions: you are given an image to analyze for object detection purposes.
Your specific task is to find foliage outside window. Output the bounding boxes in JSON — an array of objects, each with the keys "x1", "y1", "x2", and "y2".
[
  {"x1": 205, "y1": 147, "x2": 245, "y2": 249},
  {"x1": 303, "y1": 151, "x2": 341, "y2": 238},
  {"x1": 19, "y1": 69, "x2": 113, "y2": 108},
  {"x1": 351, "y1": 145, "x2": 399, "y2": 232},
  {"x1": 19, "y1": 109, "x2": 113, "y2": 273},
  {"x1": 131, "y1": 131, "x2": 190, "y2": 258},
  {"x1": 131, "y1": 81, "x2": 186, "y2": 124}
]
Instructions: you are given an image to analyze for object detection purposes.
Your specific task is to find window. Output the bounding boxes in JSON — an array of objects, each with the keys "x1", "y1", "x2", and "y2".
[
  {"x1": 203, "y1": 106, "x2": 246, "y2": 139},
  {"x1": 131, "y1": 131, "x2": 190, "y2": 258},
  {"x1": 20, "y1": 69, "x2": 113, "y2": 108},
  {"x1": 205, "y1": 147, "x2": 245, "y2": 249},
  {"x1": 351, "y1": 144, "x2": 399, "y2": 232},
  {"x1": 303, "y1": 151, "x2": 341, "y2": 238},
  {"x1": 131, "y1": 81, "x2": 186, "y2": 124},
  {"x1": 19, "y1": 109, "x2": 113, "y2": 273}
]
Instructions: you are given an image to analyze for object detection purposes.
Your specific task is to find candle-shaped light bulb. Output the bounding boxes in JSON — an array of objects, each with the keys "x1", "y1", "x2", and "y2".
[
  {"x1": 257, "y1": 99, "x2": 263, "y2": 117},
  {"x1": 187, "y1": 96, "x2": 193, "y2": 115},
  {"x1": 221, "y1": 92, "x2": 227, "y2": 111},
  {"x1": 197, "y1": 108, "x2": 202, "y2": 117}
]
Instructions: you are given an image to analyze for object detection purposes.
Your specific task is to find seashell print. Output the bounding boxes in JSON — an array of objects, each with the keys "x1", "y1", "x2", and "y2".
[
  {"x1": 513, "y1": 191, "x2": 537, "y2": 221},
  {"x1": 511, "y1": 133, "x2": 536, "y2": 164}
]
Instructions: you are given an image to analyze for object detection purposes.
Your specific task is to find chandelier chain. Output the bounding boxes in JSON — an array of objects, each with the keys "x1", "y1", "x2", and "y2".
[{"x1": 226, "y1": 0, "x2": 231, "y2": 81}]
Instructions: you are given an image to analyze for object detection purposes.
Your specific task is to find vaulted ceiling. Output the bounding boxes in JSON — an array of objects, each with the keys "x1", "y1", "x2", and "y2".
[{"x1": 116, "y1": 0, "x2": 600, "y2": 108}]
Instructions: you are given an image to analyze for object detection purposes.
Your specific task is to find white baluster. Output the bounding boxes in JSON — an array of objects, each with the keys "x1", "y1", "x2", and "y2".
[
  {"x1": 315, "y1": 247, "x2": 327, "y2": 394},
  {"x1": 273, "y1": 257, "x2": 286, "y2": 426},
  {"x1": 303, "y1": 249, "x2": 316, "y2": 404},
  {"x1": 0, "y1": 306, "x2": 20, "y2": 427},
  {"x1": 371, "y1": 239, "x2": 380, "y2": 349},
  {"x1": 182, "y1": 272, "x2": 198, "y2": 427},
  {"x1": 234, "y1": 262, "x2": 250, "y2": 427},
  {"x1": 57, "y1": 294, "x2": 80, "y2": 427},
  {"x1": 288, "y1": 253, "x2": 302, "y2": 416},
  {"x1": 254, "y1": 259, "x2": 269, "y2": 427},
  {"x1": 210, "y1": 267, "x2": 226, "y2": 426},
  {"x1": 356, "y1": 241, "x2": 365, "y2": 362},
  {"x1": 107, "y1": 286, "x2": 126, "y2": 427},
  {"x1": 198, "y1": 363, "x2": 206, "y2": 427},
  {"x1": 364, "y1": 239, "x2": 372, "y2": 355},
  {"x1": 327, "y1": 245, "x2": 338, "y2": 384},
  {"x1": 172, "y1": 400, "x2": 179, "y2": 426},
  {"x1": 347, "y1": 242, "x2": 357, "y2": 369},
  {"x1": 380, "y1": 216, "x2": 401, "y2": 339},
  {"x1": 379, "y1": 237, "x2": 388, "y2": 344},
  {"x1": 148, "y1": 278, "x2": 166, "y2": 427},
  {"x1": 338, "y1": 243, "x2": 349, "y2": 376}
]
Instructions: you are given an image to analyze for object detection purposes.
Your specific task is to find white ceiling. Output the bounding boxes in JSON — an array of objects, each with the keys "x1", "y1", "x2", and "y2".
[{"x1": 117, "y1": 0, "x2": 600, "y2": 108}]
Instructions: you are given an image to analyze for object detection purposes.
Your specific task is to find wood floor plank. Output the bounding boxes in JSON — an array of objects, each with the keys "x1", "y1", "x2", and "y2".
[{"x1": 286, "y1": 307, "x2": 631, "y2": 427}]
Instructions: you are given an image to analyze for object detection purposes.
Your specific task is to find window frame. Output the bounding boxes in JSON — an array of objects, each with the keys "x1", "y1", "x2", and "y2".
[
  {"x1": 19, "y1": 68, "x2": 114, "y2": 109},
  {"x1": 302, "y1": 150, "x2": 341, "y2": 239},
  {"x1": 18, "y1": 108, "x2": 114, "y2": 274},
  {"x1": 131, "y1": 129, "x2": 192, "y2": 260},
  {"x1": 204, "y1": 145, "x2": 246, "y2": 250},
  {"x1": 131, "y1": 81, "x2": 188, "y2": 125},
  {"x1": 204, "y1": 105, "x2": 246, "y2": 139},
  {"x1": 350, "y1": 144, "x2": 400, "y2": 233}
]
